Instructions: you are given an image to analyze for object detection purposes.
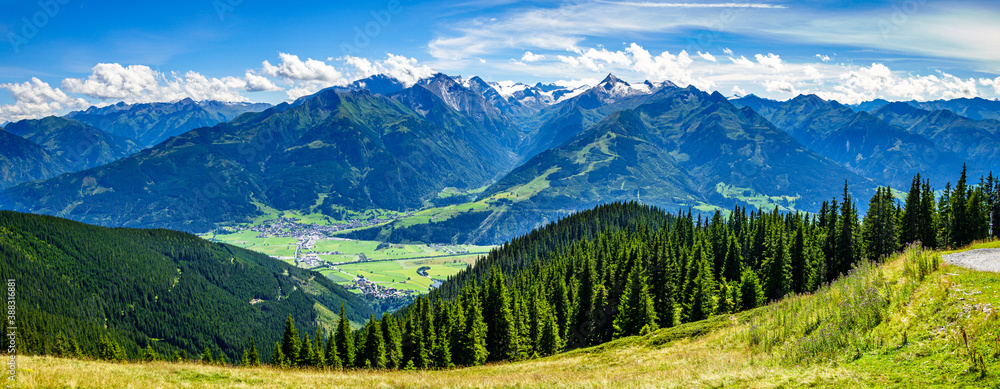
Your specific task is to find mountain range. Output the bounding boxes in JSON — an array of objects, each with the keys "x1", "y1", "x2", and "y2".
[
  {"x1": 67, "y1": 98, "x2": 272, "y2": 148},
  {"x1": 1, "y1": 73, "x2": 996, "y2": 243}
]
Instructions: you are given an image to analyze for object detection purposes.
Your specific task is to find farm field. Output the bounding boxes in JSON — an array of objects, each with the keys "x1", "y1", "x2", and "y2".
[
  {"x1": 206, "y1": 230, "x2": 299, "y2": 258},
  {"x1": 204, "y1": 227, "x2": 490, "y2": 294},
  {"x1": 333, "y1": 255, "x2": 478, "y2": 292}
]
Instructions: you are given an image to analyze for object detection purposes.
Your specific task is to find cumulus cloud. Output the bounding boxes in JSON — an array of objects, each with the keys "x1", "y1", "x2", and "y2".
[
  {"x1": 817, "y1": 63, "x2": 981, "y2": 104},
  {"x1": 979, "y1": 77, "x2": 1000, "y2": 95},
  {"x1": 697, "y1": 51, "x2": 717, "y2": 62},
  {"x1": 341, "y1": 54, "x2": 435, "y2": 87},
  {"x1": 61, "y1": 63, "x2": 268, "y2": 103},
  {"x1": 244, "y1": 71, "x2": 283, "y2": 92},
  {"x1": 755, "y1": 53, "x2": 783, "y2": 71},
  {"x1": 729, "y1": 55, "x2": 754, "y2": 67},
  {"x1": 816, "y1": 54, "x2": 831, "y2": 62},
  {"x1": 762, "y1": 79, "x2": 797, "y2": 94},
  {"x1": 61, "y1": 64, "x2": 162, "y2": 100},
  {"x1": 262, "y1": 53, "x2": 347, "y2": 85},
  {"x1": 521, "y1": 51, "x2": 546, "y2": 62},
  {"x1": 731, "y1": 85, "x2": 748, "y2": 97},
  {"x1": 0, "y1": 78, "x2": 89, "y2": 122},
  {"x1": 555, "y1": 43, "x2": 708, "y2": 88}
]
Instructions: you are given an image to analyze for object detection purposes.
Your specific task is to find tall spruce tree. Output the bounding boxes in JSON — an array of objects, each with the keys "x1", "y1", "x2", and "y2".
[
  {"x1": 334, "y1": 303, "x2": 355, "y2": 368},
  {"x1": 280, "y1": 315, "x2": 300, "y2": 367},
  {"x1": 483, "y1": 266, "x2": 517, "y2": 361},
  {"x1": 613, "y1": 256, "x2": 658, "y2": 337}
]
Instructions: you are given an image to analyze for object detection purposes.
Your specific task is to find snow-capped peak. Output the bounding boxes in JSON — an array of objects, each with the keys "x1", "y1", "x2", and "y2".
[{"x1": 488, "y1": 80, "x2": 530, "y2": 98}]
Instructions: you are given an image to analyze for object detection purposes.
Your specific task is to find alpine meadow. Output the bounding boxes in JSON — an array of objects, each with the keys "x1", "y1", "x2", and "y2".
[{"x1": 2, "y1": 1, "x2": 1000, "y2": 388}]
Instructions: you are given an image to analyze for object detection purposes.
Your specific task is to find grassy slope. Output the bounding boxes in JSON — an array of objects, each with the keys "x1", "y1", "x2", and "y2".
[{"x1": 16, "y1": 243, "x2": 1000, "y2": 388}]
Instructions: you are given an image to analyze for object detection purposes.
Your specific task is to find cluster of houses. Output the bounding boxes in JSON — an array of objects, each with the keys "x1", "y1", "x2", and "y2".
[{"x1": 347, "y1": 276, "x2": 418, "y2": 298}]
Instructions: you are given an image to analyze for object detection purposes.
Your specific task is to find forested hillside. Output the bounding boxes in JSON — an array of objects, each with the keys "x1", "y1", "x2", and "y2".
[
  {"x1": 0, "y1": 211, "x2": 370, "y2": 363},
  {"x1": 259, "y1": 168, "x2": 998, "y2": 370}
]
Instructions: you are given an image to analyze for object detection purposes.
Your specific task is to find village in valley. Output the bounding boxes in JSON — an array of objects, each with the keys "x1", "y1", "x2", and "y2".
[{"x1": 205, "y1": 213, "x2": 490, "y2": 303}]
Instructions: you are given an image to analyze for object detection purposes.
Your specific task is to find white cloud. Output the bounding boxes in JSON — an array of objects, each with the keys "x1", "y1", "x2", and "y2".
[
  {"x1": 341, "y1": 54, "x2": 436, "y2": 87},
  {"x1": 0, "y1": 78, "x2": 89, "y2": 122},
  {"x1": 729, "y1": 55, "x2": 754, "y2": 67},
  {"x1": 60, "y1": 63, "x2": 259, "y2": 103},
  {"x1": 762, "y1": 79, "x2": 796, "y2": 94},
  {"x1": 731, "y1": 85, "x2": 748, "y2": 97},
  {"x1": 555, "y1": 44, "x2": 708, "y2": 89},
  {"x1": 755, "y1": 53, "x2": 783, "y2": 72},
  {"x1": 261, "y1": 53, "x2": 347, "y2": 85},
  {"x1": 816, "y1": 63, "x2": 981, "y2": 104},
  {"x1": 521, "y1": 51, "x2": 546, "y2": 62},
  {"x1": 723, "y1": 48, "x2": 734, "y2": 55},
  {"x1": 697, "y1": 51, "x2": 717, "y2": 62},
  {"x1": 979, "y1": 77, "x2": 1000, "y2": 95},
  {"x1": 61, "y1": 63, "x2": 162, "y2": 100},
  {"x1": 244, "y1": 71, "x2": 283, "y2": 92},
  {"x1": 816, "y1": 54, "x2": 831, "y2": 62}
]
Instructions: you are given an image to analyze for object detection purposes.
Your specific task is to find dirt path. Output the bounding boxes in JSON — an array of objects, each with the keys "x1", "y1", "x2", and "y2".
[{"x1": 942, "y1": 248, "x2": 1000, "y2": 273}]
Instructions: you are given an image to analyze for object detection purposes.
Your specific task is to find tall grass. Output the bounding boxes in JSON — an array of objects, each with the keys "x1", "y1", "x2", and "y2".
[{"x1": 745, "y1": 244, "x2": 940, "y2": 363}]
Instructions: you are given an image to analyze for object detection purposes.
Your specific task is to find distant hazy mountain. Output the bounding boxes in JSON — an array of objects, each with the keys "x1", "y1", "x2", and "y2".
[
  {"x1": 469, "y1": 86, "x2": 875, "y2": 243},
  {"x1": 1, "y1": 88, "x2": 519, "y2": 232},
  {"x1": 4, "y1": 116, "x2": 142, "y2": 171},
  {"x1": 851, "y1": 97, "x2": 1000, "y2": 121},
  {"x1": 67, "y1": 98, "x2": 272, "y2": 148},
  {"x1": 0, "y1": 130, "x2": 67, "y2": 190},
  {"x1": 872, "y1": 102, "x2": 1000, "y2": 179},
  {"x1": 732, "y1": 94, "x2": 966, "y2": 188}
]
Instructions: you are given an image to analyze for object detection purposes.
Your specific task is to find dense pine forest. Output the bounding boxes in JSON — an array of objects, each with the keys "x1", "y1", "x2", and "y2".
[
  {"x1": 0, "y1": 212, "x2": 371, "y2": 364},
  {"x1": 264, "y1": 167, "x2": 998, "y2": 370},
  {"x1": 5, "y1": 167, "x2": 998, "y2": 369}
]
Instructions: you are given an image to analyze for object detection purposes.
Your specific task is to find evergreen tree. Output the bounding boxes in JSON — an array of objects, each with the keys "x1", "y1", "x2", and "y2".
[
  {"x1": 571, "y1": 254, "x2": 595, "y2": 348},
  {"x1": 298, "y1": 333, "x2": 315, "y2": 367},
  {"x1": 738, "y1": 268, "x2": 765, "y2": 310},
  {"x1": 325, "y1": 331, "x2": 342, "y2": 369},
  {"x1": 361, "y1": 315, "x2": 387, "y2": 369},
  {"x1": 901, "y1": 175, "x2": 923, "y2": 245},
  {"x1": 201, "y1": 347, "x2": 214, "y2": 364},
  {"x1": 789, "y1": 224, "x2": 807, "y2": 294},
  {"x1": 382, "y1": 314, "x2": 403, "y2": 369},
  {"x1": 142, "y1": 344, "x2": 159, "y2": 362},
  {"x1": 248, "y1": 337, "x2": 261, "y2": 367},
  {"x1": 538, "y1": 309, "x2": 562, "y2": 356},
  {"x1": 334, "y1": 303, "x2": 355, "y2": 367},
  {"x1": 836, "y1": 183, "x2": 860, "y2": 275},
  {"x1": 280, "y1": 314, "x2": 301, "y2": 367},
  {"x1": 483, "y1": 266, "x2": 517, "y2": 361},
  {"x1": 613, "y1": 256, "x2": 658, "y2": 337},
  {"x1": 722, "y1": 232, "x2": 742, "y2": 282},
  {"x1": 919, "y1": 179, "x2": 939, "y2": 248},
  {"x1": 457, "y1": 284, "x2": 488, "y2": 366},
  {"x1": 863, "y1": 187, "x2": 899, "y2": 260},
  {"x1": 313, "y1": 328, "x2": 326, "y2": 367},
  {"x1": 272, "y1": 341, "x2": 285, "y2": 367}
]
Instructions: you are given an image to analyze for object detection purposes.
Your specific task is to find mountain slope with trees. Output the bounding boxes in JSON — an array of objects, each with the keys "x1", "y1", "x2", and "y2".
[
  {"x1": 0, "y1": 89, "x2": 516, "y2": 232},
  {"x1": 0, "y1": 210, "x2": 371, "y2": 364}
]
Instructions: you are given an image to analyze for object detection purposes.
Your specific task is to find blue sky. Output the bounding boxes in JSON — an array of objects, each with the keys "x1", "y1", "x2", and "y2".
[{"x1": 1, "y1": 0, "x2": 999, "y2": 122}]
